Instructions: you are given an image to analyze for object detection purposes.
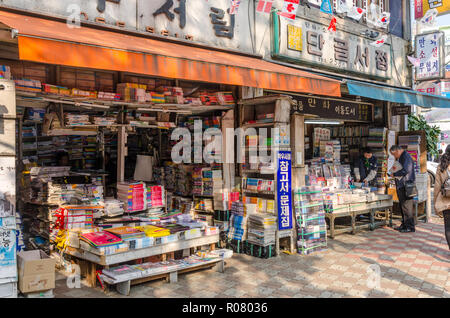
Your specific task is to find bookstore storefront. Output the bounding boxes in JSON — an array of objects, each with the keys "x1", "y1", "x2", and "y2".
[{"x1": 0, "y1": 8, "x2": 343, "y2": 297}]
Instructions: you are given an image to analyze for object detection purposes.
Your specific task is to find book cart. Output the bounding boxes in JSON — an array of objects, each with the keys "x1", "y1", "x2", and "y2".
[
  {"x1": 237, "y1": 96, "x2": 297, "y2": 256},
  {"x1": 15, "y1": 79, "x2": 236, "y2": 294}
]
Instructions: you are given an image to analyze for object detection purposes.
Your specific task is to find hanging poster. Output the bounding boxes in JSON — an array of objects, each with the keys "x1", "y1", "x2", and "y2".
[{"x1": 277, "y1": 151, "x2": 292, "y2": 231}]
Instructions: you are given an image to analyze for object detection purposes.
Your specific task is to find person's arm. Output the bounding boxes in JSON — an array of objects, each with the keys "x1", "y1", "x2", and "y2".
[
  {"x1": 364, "y1": 157, "x2": 378, "y2": 182},
  {"x1": 434, "y1": 170, "x2": 442, "y2": 203},
  {"x1": 393, "y1": 155, "x2": 413, "y2": 178},
  {"x1": 364, "y1": 170, "x2": 377, "y2": 183}
]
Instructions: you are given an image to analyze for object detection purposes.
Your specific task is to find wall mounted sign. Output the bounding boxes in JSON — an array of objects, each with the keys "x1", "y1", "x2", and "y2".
[
  {"x1": 415, "y1": 31, "x2": 445, "y2": 81},
  {"x1": 0, "y1": 0, "x2": 253, "y2": 53},
  {"x1": 272, "y1": 12, "x2": 392, "y2": 80},
  {"x1": 392, "y1": 105, "x2": 412, "y2": 116},
  {"x1": 290, "y1": 94, "x2": 374, "y2": 122}
]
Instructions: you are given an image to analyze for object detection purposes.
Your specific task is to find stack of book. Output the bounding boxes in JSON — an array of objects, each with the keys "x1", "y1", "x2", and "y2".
[
  {"x1": 104, "y1": 198, "x2": 125, "y2": 217},
  {"x1": 80, "y1": 231, "x2": 123, "y2": 248},
  {"x1": 228, "y1": 201, "x2": 248, "y2": 241},
  {"x1": 91, "y1": 116, "x2": 116, "y2": 126},
  {"x1": 146, "y1": 185, "x2": 165, "y2": 208},
  {"x1": 117, "y1": 182, "x2": 147, "y2": 213},
  {"x1": 105, "y1": 226, "x2": 146, "y2": 241},
  {"x1": 294, "y1": 186, "x2": 327, "y2": 255},
  {"x1": 65, "y1": 114, "x2": 91, "y2": 126},
  {"x1": 247, "y1": 213, "x2": 277, "y2": 246}
]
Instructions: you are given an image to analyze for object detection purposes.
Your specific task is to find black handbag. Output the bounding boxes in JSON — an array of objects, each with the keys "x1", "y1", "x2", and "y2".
[{"x1": 405, "y1": 180, "x2": 418, "y2": 198}]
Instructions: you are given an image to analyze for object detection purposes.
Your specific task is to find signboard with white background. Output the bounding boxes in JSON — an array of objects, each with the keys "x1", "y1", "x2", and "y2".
[{"x1": 415, "y1": 31, "x2": 445, "y2": 81}]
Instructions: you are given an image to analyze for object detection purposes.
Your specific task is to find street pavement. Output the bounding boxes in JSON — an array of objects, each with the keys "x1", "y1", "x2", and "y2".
[{"x1": 53, "y1": 217, "x2": 449, "y2": 298}]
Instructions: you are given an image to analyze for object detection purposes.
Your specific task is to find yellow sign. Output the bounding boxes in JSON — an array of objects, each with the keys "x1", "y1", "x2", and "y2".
[
  {"x1": 287, "y1": 24, "x2": 302, "y2": 52},
  {"x1": 423, "y1": 0, "x2": 450, "y2": 16}
]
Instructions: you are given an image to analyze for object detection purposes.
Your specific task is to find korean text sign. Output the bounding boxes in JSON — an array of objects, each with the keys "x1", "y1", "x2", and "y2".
[
  {"x1": 415, "y1": 31, "x2": 445, "y2": 81},
  {"x1": 277, "y1": 151, "x2": 292, "y2": 231}
]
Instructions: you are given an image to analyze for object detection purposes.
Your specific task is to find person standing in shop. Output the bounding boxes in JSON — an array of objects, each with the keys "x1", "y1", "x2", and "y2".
[
  {"x1": 433, "y1": 145, "x2": 450, "y2": 249},
  {"x1": 355, "y1": 148, "x2": 378, "y2": 187},
  {"x1": 389, "y1": 145, "x2": 416, "y2": 233}
]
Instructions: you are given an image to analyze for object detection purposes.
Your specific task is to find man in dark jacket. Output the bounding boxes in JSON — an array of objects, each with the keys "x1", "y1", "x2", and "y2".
[
  {"x1": 389, "y1": 145, "x2": 416, "y2": 233},
  {"x1": 355, "y1": 148, "x2": 378, "y2": 186}
]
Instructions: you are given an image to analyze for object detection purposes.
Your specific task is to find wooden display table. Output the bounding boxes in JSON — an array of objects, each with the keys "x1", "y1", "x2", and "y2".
[
  {"x1": 99, "y1": 258, "x2": 225, "y2": 296},
  {"x1": 64, "y1": 234, "x2": 220, "y2": 287},
  {"x1": 326, "y1": 195, "x2": 393, "y2": 239}
]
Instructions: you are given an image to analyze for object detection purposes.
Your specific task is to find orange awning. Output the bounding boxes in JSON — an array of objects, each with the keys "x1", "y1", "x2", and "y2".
[{"x1": 0, "y1": 10, "x2": 341, "y2": 97}]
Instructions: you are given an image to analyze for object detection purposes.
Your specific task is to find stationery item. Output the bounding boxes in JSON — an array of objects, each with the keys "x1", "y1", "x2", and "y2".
[
  {"x1": 105, "y1": 226, "x2": 145, "y2": 240},
  {"x1": 80, "y1": 231, "x2": 123, "y2": 247}
]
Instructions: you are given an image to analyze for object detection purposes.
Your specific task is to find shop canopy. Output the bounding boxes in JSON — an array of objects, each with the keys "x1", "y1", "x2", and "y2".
[
  {"x1": 346, "y1": 80, "x2": 450, "y2": 108},
  {"x1": 0, "y1": 10, "x2": 341, "y2": 97}
]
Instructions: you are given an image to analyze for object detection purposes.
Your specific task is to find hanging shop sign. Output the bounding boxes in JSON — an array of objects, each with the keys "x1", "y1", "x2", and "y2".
[
  {"x1": 277, "y1": 151, "x2": 293, "y2": 231},
  {"x1": 0, "y1": 0, "x2": 253, "y2": 53},
  {"x1": 415, "y1": 31, "x2": 445, "y2": 81},
  {"x1": 415, "y1": 0, "x2": 450, "y2": 19},
  {"x1": 271, "y1": 12, "x2": 392, "y2": 80},
  {"x1": 416, "y1": 80, "x2": 442, "y2": 95},
  {"x1": 392, "y1": 105, "x2": 412, "y2": 116},
  {"x1": 290, "y1": 94, "x2": 374, "y2": 122}
]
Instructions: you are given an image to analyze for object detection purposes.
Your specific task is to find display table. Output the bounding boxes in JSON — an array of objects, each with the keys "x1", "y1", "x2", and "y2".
[
  {"x1": 99, "y1": 258, "x2": 224, "y2": 296},
  {"x1": 64, "y1": 233, "x2": 220, "y2": 287},
  {"x1": 325, "y1": 195, "x2": 393, "y2": 239}
]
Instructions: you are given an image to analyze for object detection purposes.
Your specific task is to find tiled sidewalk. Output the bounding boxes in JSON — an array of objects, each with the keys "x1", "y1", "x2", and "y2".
[{"x1": 54, "y1": 220, "x2": 449, "y2": 298}]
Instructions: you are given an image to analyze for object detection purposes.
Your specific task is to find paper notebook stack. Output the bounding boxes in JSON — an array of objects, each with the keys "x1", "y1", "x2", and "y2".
[
  {"x1": 104, "y1": 198, "x2": 125, "y2": 217},
  {"x1": 105, "y1": 226, "x2": 145, "y2": 240},
  {"x1": 117, "y1": 182, "x2": 146, "y2": 212},
  {"x1": 293, "y1": 187, "x2": 327, "y2": 255},
  {"x1": 228, "y1": 201, "x2": 248, "y2": 241},
  {"x1": 65, "y1": 114, "x2": 91, "y2": 126},
  {"x1": 247, "y1": 213, "x2": 277, "y2": 246},
  {"x1": 80, "y1": 231, "x2": 123, "y2": 248}
]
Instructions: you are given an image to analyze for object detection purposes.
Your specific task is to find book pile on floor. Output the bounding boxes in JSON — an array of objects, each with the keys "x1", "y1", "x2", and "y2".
[
  {"x1": 294, "y1": 186, "x2": 327, "y2": 255},
  {"x1": 228, "y1": 201, "x2": 247, "y2": 241},
  {"x1": 117, "y1": 182, "x2": 146, "y2": 213},
  {"x1": 247, "y1": 213, "x2": 277, "y2": 246}
]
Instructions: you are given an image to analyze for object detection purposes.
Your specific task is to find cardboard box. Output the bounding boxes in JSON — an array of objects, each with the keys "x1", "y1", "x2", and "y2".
[{"x1": 17, "y1": 250, "x2": 56, "y2": 293}]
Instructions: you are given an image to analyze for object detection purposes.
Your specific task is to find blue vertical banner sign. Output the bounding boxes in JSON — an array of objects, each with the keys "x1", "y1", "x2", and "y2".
[{"x1": 277, "y1": 151, "x2": 292, "y2": 230}]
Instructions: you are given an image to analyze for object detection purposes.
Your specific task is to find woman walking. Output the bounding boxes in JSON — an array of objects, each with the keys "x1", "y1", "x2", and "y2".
[{"x1": 433, "y1": 145, "x2": 450, "y2": 249}]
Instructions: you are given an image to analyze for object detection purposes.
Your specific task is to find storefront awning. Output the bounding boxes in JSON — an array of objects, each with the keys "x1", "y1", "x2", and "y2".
[
  {"x1": 347, "y1": 80, "x2": 450, "y2": 108},
  {"x1": 0, "y1": 10, "x2": 341, "y2": 97}
]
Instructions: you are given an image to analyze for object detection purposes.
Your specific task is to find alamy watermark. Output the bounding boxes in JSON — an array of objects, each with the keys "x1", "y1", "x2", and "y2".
[{"x1": 170, "y1": 120, "x2": 290, "y2": 165}]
